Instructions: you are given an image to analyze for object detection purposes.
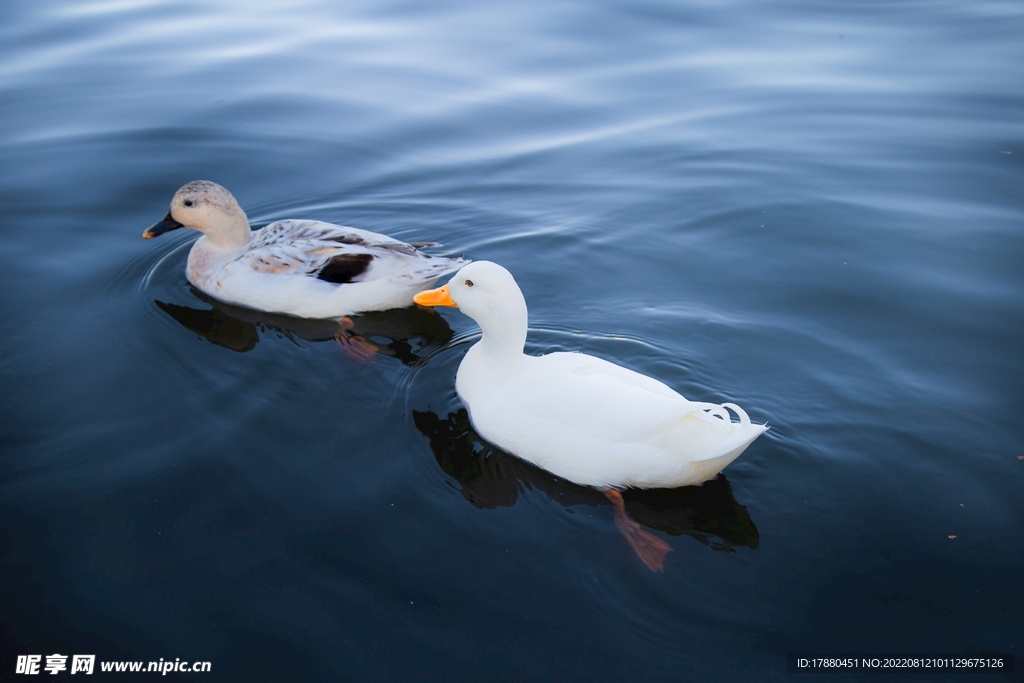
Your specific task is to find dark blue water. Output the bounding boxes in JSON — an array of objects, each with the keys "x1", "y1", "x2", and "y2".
[{"x1": 2, "y1": 2, "x2": 1022, "y2": 681}]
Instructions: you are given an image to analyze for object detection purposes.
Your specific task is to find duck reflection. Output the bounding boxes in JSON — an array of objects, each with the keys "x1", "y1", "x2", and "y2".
[
  {"x1": 154, "y1": 290, "x2": 454, "y2": 364},
  {"x1": 413, "y1": 408, "x2": 759, "y2": 568}
]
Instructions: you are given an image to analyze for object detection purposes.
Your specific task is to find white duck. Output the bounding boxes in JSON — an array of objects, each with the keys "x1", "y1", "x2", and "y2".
[
  {"x1": 144, "y1": 181, "x2": 467, "y2": 319},
  {"x1": 414, "y1": 261, "x2": 767, "y2": 570}
]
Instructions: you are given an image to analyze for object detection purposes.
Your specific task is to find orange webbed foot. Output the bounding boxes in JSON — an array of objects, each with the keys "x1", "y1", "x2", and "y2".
[
  {"x1": 604, "y1": 489, "x2": 672, "y2": 572},
  {"x1": 335, "y1": 317, "x2": 378, "y2": 363}
]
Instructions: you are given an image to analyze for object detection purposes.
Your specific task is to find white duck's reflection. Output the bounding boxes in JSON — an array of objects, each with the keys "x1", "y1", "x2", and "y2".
[
  {"x1": 155, "y1": 289, "x2": 454, "y2": 365},
  {"x1": 414, "y1": 408, "x2": 759, "y2": 571}
]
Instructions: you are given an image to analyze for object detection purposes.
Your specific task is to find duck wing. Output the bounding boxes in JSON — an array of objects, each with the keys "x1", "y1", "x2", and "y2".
[
  {"x1": 510, "y1": 352, "x2": 729, "y2": 445},
  {"x1": 236, "y1": 220, "x2": 465, "y2": 284}
]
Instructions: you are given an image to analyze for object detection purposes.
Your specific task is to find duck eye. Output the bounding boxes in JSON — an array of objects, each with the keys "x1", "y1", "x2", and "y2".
[
  {"x1": 184, "y1": 200, "x2": 193, "y2": 207},
  {"x1": 464, "y1": 279, "x2": 474, "y2": 288}
]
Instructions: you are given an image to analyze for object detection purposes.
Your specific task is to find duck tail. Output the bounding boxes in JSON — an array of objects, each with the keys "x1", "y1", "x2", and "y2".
[
  {"x1": 687, "y1": 401, "x2": 752, "y2": 425},
  {"x1": 720, "y1": 402, "x2": 751, "y2": 426}
]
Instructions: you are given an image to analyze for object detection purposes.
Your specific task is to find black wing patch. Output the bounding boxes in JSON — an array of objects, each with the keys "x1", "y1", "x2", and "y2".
[{"x1": 317, "y1": 253, "x2": 374, "y2": 284}]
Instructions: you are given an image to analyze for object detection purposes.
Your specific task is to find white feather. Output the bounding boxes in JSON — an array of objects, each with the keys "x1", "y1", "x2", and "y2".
[{"x1": 416, "y1": 261, "x2": 767, "y2": 490}]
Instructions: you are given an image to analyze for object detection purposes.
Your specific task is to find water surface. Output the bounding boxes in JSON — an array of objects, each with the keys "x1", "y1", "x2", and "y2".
[{"x1": 2, "y1": 2, "x2": 1022, "y2": 681}]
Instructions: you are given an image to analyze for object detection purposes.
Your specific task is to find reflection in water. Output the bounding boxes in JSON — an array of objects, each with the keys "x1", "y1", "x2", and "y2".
[
  {"x1": 155, "y1": 290, "x2": 454, "y2": 364},
  {"x1": 414, "y1": 408, "x2": 759, "y2": 559}
]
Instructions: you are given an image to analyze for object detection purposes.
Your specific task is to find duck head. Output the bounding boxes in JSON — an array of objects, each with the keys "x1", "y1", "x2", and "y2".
[
  {"x1": 415, "y1": 261, "x2": 528, "y2": 360},
  {"x1": 143, "y1": 180, "x2": 252, "y2": 249}
]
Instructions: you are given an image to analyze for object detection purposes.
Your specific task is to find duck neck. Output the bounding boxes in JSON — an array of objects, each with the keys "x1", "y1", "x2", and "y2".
[
  {"x1": 475, "y1": 290, "x2": 529, "y2": 366},
  {"x1": 204, "y1": 211, "x2": 252, "y2": 250}
]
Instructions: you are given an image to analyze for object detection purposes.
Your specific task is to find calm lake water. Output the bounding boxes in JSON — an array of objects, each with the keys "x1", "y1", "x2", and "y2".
[{"x1": 2, "y1": 2, "x2": 1022, "y2": 681}]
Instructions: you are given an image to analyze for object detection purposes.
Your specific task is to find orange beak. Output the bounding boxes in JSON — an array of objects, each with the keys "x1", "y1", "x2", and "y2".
[{"x1": 414, "y1": 283, "x2": 458, "y2": 308}]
